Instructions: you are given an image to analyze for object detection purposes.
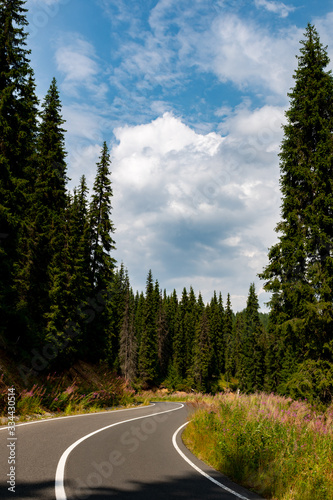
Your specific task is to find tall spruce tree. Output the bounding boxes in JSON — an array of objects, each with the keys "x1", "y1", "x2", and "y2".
[
  {"x1": 208, "y1": 291, "x2": 224, "y2": 377},
  {"x1": 172, "y1": 288, "x2": 188, "y2": 379},
  {"x1": 89, "y1": 141, "x2": 116, "y2": 290},
  {"x1": 119, "y1": 282, "x2": 137, "y2": 382},
  {"x1": 224, "y1": 293, "x2": 234, "y2": 381},
  {"x1": 19, "y1": 78, "x2": 68, "y2": 347},
  {"x1": 192, "y1": 308, "x2": 212, "y2": 392},
  {"x1": 86, "y1": 142, "x2": 116, "y2": 358},
  {"x1": 104, "y1": 264, "x2": 128, "y2": 367},
  {"x1": 241, "y1": 284, "x2": 265, "y2": 392},
  {"x1": 0, "y1": 0, "x2": 38, "y2": 343},
  {"x1": 138, "y1": 270, "x2": 158, "y2": 385},
  {"x1": 157, "y1": 292, "x2": 170, "y2": 378},
  {"x1": 259, "y1": 24, "x2": 333, "y2": 371}
]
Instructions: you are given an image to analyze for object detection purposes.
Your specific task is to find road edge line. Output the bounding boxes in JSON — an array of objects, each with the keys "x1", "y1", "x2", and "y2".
[{"x1": 172, "y1": 422, "x2": 250, "y2": 500}]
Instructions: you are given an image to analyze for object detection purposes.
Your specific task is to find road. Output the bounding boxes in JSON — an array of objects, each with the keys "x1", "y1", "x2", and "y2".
[{"x1": 0, "y1": 402, "x2": 263, "y2": 499}]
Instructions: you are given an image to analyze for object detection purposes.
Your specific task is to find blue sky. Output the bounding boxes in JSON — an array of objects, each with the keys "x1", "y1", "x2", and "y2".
[{"x1": 25, "y1": 0, "x2": 333, "y2": 311}]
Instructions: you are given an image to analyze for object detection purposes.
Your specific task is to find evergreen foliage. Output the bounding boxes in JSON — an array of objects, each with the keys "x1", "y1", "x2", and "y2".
[
  {"x1": 1, "y1": 3, "x2": 331, "y2": 407},
  {"x1": 119, "y1": 282, "x2": 137, "y2": 382},
  {"x1": 138, "y1": 270, "x2": 159, "y2": 385},
  {"x1": 0, "y1": 0, "x2": 38, "y2": 344},
  {"x1": 259, "y1": 24, "x2": 333, "y2": 393},
  {"x1": 241, "y1": 284, "x2": 265, "y2": 392},
  {"x1": 89, "y1": 141, "x2": 116, "y2": 290},
  {"x1": 192, "y1": 308, "x2": 212, "y2": 392}
]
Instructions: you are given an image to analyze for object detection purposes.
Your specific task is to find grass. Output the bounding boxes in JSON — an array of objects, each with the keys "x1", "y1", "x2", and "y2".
[
  {"x1": 182, "y1": 392, "x2": 333, "y2": 500},
  {"x1": 0, "y1": 371, "x2": 137, "y2": 422}
]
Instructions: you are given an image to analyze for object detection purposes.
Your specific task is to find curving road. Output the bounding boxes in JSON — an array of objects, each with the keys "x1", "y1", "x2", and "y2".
[{"x1": 0, "y1": 402, "x2": 263, "y2": 499}]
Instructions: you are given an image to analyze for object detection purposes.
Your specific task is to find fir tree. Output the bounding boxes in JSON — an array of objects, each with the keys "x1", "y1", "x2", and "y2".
[
  {"x1": 157, "y1": 294, "x2": 170, "y2": 378},
  {"x1": 192, "y1": 308, "x2": 212, "y2": 392},
  {"x1": 165, "y1": 289, "x2": 178, "y2": 360},
  {"x1": 259, "y1": 24, "x2": 333, "y2": 367},
  {"x1": 138, "y1": 270, "x2": 158, "y2": 385},
  {"x1": 89, "y1": 141, "x2": 116, "y2": 290},
  {"x1": 0, "y1": 0, "x2": 38, "y2": 343},
  {"x1": 104, "y1": 264, "x2": 128, "y2": 367},
  {"x1": 86, "y1": 142, "x2": 116, "y2": 359},
  {"x1": 208, "y1": 291, "x2": 224, "y2": 377},
  {"x1": 134, "y1": 291, "x2": 145, "y2": 347},
  {"x1": 233, "y1": 312, "x2": 246, "y2": 381},
  {"x1": 224, "y1": 293, "x2": 234, "y2": 381},
  {"x1": 172, "y1": 288, "x2": 188, "y2": 379},
  {"x1": 119, "y1": 283, "x2": 137, "y2": 382},
  {"x1": 18, "y1": 78, "x2": 68, "y2": 347},
  {"x1": 184, "y1": 286, "x2": 197, "y2": 373},
  {"x1": 241, "y1": 284, "x2": 265, "y2": 392}
]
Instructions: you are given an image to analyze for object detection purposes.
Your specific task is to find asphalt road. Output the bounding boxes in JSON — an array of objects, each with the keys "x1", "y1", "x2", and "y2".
[{"x1": 0, "y1": 402, "x2": 264, "y2": 499}]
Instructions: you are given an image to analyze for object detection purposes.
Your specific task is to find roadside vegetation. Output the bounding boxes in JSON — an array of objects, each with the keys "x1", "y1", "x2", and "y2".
[
  {"x1": 182, "y1": 392, "x2": 333, "y2": 500},
  {"x1": 2, "y1": 367, "x2": 333, "y2": 500},
  {"x1": 0, "y1": 363, "x2": 136, "y2": 423}
]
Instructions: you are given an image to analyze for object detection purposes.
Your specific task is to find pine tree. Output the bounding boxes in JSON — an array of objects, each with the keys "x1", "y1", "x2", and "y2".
[
  {"x1": 0, "y1": 0, "x2": 39, "y2": 343},
  {"x1": 18, "y1": 78, "x2": 68, "y2": 347},
  {"x1": 241, "y1": 284, "x2": 265, "y2": 392},
  {"x1": 192, "y1": 308, "x2": 212, "y2": 392},
  {"x1": 104, "y1": 264, "x2": 128, "y2": 367},
  {"x1": 233, "y1": 312, "x2": 246, "y2": 381},
  {"x1": 119, "y1": 283, "x2": 137, "y2": 382},
  {"x1": 134, "y1": 291, "x2": 145, "y2": 348},
  {"x1": 184, "y1": 286, "x2": 197, "y2": 373},
  {"x1": 165, "y1": 289, "x2": 178, "y2": 358},
  {"x1": 138, "y1": 270, "x2": 158, "y2": 385},
  {"x1": 224, "y1": 293, "x2": 234, "y2": 381},
  {"x1": 85, "y1": 142, "x2": 116, "y2": 359},
  {"x1": 259, "y1": 24, "x2": 333, "y2": 366},
  {"x1": 89, "y1": 141, "x2": 116, "y2": 291},
  {"x1": 208, "y1": 291, "x2": 224, "y2": 377},
  {"x1": 172, "y1": 288, "x2": 188, "y2": 379},
  {"x1": 157, "y1": 293, "x2": 170, "y2": 378}
]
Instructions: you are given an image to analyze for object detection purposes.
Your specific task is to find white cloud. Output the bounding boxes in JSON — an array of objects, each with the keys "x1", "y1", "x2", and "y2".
[
  {"x1": 107, "y1": 2, "x2": 302, "y2": 108},
  {"x1": 254, "y1": 0, "x2": 296, "y2": 18},
  {"x1": 197, "y1": 15, "x2": 301, "y2": 97},
  {"x1": 110, "y1": 111, "x2": 282, "y2": 310},
  {"x1": 55, "y1": 35, "x2": 107, "y2": 99}
]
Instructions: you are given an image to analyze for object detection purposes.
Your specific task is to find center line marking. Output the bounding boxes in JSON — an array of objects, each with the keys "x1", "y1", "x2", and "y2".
[{"x1": 55, "y1": 403, "x2": 184, "y2": 500}]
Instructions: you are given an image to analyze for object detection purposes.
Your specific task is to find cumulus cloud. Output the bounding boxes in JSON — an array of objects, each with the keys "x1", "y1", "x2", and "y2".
[{"x1": 110, "y1": 111, "x2": 282, "y2": 310}]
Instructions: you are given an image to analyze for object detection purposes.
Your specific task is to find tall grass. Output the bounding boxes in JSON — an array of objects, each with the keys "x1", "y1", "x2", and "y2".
[
  {"x1": 0, "y1": 373, "x2": 135, "y2": 420},
  {"x1": 183, "y1": 392, "x2": 333, "y2": 500}
]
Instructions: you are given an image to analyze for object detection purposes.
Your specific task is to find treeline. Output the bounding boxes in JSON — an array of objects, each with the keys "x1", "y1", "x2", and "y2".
[
  {"x1": 0, "y1": 1, "x2": 116, "y2": 365},
  {"x1": 1, "y1": 3, "x2": 333, "y2": 405},
  {"x1": 113, "y1": 272, "x2": 268, "y2": 393},
  {"x1": 0, "y1": 0, "x2": 267, "y2": 394}
]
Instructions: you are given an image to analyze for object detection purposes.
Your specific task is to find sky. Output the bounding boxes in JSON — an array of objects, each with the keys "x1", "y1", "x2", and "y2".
[{"x1": 24, "y1": 0, "x2": 333, "y2": 311}]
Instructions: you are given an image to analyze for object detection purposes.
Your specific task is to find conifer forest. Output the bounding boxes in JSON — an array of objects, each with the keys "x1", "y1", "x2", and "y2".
[{"x1": 1, "y1": 1, "x2": 333, "y2": 406}]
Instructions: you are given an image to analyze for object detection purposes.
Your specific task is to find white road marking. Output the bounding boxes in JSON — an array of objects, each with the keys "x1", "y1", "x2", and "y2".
[
  {"x1": 172, "y1": 422, "x2": 250, "y2": 500},
  {"x1": 0, "y1": 404, "x2": 155, "y2": 431},
  {"x1": 55, "y1": 402, "x2": 184, "y2": 500}
]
